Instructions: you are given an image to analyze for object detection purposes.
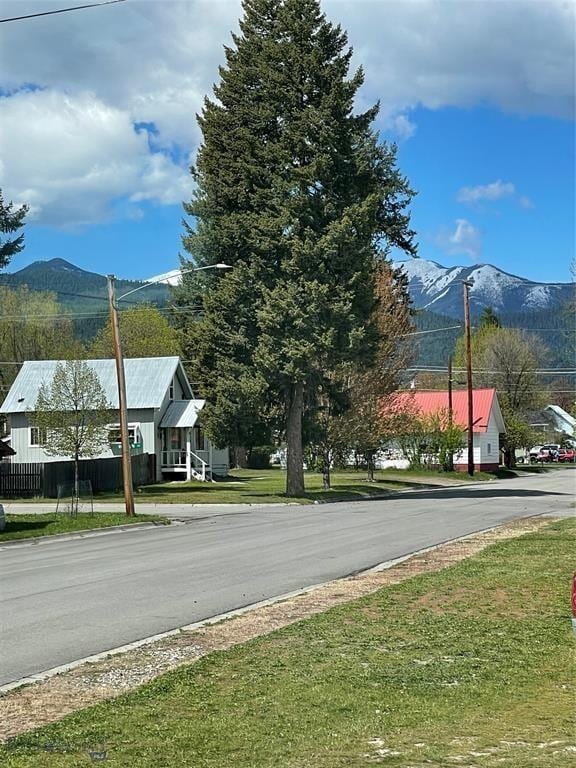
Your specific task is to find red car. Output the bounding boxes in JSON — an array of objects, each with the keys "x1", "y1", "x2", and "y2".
[{"x1": 557, "y1": 448, "x2": 576, "y2": 463}]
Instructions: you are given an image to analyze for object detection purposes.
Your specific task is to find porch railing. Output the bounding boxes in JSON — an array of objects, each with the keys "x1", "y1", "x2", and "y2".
[{"x1": 161, "y1": 449, "x2": 211, "y2": 481}]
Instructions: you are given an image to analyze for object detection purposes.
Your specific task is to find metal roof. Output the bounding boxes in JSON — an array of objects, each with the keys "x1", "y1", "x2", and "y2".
[
  {"x1": 545, "y1": 405, "x2": 575, "y2": 435},
  {"x1": 0, "y1": 357, "x2": 192, "y2": 413},
  {"x1": 392, "y1": 389, "x2": 504, "y2": 433},
  {"x1": 160, "y1": 400, "x2": 205, "y2": 428}
]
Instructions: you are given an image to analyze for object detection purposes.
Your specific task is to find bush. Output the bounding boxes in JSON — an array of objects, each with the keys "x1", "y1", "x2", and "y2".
[{"x1": 247, "y1": 446, "x2": 272, "y2": 469}]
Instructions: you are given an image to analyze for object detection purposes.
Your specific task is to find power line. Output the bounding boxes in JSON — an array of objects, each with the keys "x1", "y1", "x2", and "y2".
[
  {"x1": 0, "y1": 0, "x2": 126, "y2": 24},
  {"x1": 405, "y1": 325, "x2": 462, "y2": 336}
]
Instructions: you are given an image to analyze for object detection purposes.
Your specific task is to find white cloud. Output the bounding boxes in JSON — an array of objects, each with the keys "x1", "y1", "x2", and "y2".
[
  {"x1": 457, "y1": 180, "x2": 534, "y2": 208},
  {"x1": 331, "y1": 0, "x2": 575, "y2": 121},
  {"x1": 0, "y1": 0, "x2": 571, "y2": 226},
  {"x1": 457, "y1": 180, "x2": 516, "y2": 203},
  {"x1": 518, "y1": 195, "x2": 535, "y2": 209},
  {"x1": 383, "y1": 113, "x2": 417, "y2": 141},
  {"x1": 437, "y1": 218, "x2": 482, "y2": 260},
  {"x1": 0, "y1": 89, "x2": 192, "y2": 227}
]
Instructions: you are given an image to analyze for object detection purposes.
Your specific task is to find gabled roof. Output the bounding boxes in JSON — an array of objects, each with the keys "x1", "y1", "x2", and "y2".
[
  {"x1": 0, "y1": 357, "x2": 193, "y2": 413},
  {"x1": 160, "y1": 400, "x2": 205, "y2": 428},
  {"x1": 545, "y1": 405, "x2": 575, "y2": 435},
  {"x1": 393, "y1": 388, "x2": 504, "y2": 433}
]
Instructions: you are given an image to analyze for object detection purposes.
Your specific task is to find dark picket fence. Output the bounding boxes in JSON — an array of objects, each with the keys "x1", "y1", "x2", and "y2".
[
  {"x1": 0, "y1": 453, "x2": 154, "y2": 499},
  {"x1": 0, "y1": 463, "x2": 43, "y2": 498}
]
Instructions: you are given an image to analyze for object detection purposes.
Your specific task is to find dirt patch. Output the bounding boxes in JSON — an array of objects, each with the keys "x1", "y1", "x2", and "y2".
[{"x1": 0, "y1": 516, "x2": 548, "y2": 742}]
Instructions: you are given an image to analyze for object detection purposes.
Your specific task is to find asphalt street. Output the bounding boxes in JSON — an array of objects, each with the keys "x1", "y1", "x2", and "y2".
[{"x1": 1, "y1": 469, "x2": 574, "y2": 687}]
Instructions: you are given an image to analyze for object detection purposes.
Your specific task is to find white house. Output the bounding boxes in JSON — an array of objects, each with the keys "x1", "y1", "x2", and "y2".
[
  {"x1": 0, "y1": 357, "x2": 229, "y2": 482},
  {"x1": 391, "y1": 388, "x2": 506, "y2": 472}
]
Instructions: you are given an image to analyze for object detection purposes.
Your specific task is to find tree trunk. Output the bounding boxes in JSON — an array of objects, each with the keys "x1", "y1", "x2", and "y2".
[
  {"x1": 366, "y1": 450, "x2": 375, "y2": 482},
  {"x1": 233, "y1": 446, "x2": 248, "y2": 468},
  {"x1": 73, "y1": 456, "x2": 79, "y2": 517},
  {"x1": 322, "y1": 451, "x2": 331, "y2": 490},
  {"x1": 286, "y1": 381, "x2": 305, "y2": 496}
]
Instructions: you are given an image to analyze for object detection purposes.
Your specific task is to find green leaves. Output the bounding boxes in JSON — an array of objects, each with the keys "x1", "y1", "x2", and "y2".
[{"x1": 32, "y1": 361, "x2": 113, "y2": 461}]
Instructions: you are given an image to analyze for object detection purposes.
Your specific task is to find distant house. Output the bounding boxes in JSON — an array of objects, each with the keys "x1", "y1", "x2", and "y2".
[
  {"x1": 0, "y1": 357, "x2": 229, "y2": 481},
  {"x1": 392, "y1": 388, "x2": 506, "y2": 472},
  {"x1": 527, "y1": 404, "x2": 575, "y2": 442}
]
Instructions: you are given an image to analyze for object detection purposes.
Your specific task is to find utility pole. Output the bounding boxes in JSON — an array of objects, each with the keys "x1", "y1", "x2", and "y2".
[
  {"x1": 463, "y1": 280, "x2": 474, "y2": 476},
  {"x1": 447, "y1": 354, "x2": 454, "y2": 472},
  {"x1": 107, "y1": 275, "x2": 135, "y2": 517}
]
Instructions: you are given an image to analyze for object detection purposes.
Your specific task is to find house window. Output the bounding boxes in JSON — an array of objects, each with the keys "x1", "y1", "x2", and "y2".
[
  {"x1": 30, "y1": 426, "x2": 47, "y2": 446},
  {"x1": 169, "y1": 380, "x2": 174, "y2": 400},
  {"x1": 487, "y1": 443, "x2": 492, "y2": 455},
  {"x1": 108, "y1": 423, "x2": 141, "y2": 446}
]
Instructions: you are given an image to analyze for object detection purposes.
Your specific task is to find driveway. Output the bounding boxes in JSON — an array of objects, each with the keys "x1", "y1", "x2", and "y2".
[{"x1": 1, "y1": 469, "x2": 573, "y2": 687}]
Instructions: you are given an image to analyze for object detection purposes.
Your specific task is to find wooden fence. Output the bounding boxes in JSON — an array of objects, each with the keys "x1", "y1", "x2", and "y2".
[{"x1": 0, "y1": 453, "x2": 154, "y2": 498}]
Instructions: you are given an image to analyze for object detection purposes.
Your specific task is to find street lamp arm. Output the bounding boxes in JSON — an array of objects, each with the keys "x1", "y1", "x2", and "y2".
[{"x1": 115, "y1": 263, "x2": 232, "y2": 303}]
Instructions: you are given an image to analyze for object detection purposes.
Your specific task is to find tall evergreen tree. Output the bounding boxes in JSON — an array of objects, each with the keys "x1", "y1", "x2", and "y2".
[
  {"x1": 0, "y1": 190, "x2": 28, "y2": 270},
  {"x1": 176, "y1": 0, "x2": 416, "y2": 495},
  {"x1": 478, "y1": 306, "x2": 501, "y2": 329}
]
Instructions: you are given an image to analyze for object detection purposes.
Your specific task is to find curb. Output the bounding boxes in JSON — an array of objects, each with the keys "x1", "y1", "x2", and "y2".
[{"x1": 0, "y1": 521, "x2": 169, "y2": 549}]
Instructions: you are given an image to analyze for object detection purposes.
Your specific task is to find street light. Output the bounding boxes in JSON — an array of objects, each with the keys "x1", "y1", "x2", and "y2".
[
  {"x1": 463, "y1": 279, "x2": 474, "y2": 476},
  {"x1": 106, "y1": 263, "x2": 231, "y2": 516}
]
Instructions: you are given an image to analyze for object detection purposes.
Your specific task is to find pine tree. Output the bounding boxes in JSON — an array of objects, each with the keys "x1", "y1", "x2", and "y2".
[
  {"x1": 0, "y1": 190, "x2": 28, "y2": 270},
  {"x1": 176, "y1": 0, "x2": 416, "y2": 495}
]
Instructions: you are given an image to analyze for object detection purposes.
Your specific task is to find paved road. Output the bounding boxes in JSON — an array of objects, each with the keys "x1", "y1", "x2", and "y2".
[{"x1": 2, "y1": 470, "x2": 574, "y2": 687}]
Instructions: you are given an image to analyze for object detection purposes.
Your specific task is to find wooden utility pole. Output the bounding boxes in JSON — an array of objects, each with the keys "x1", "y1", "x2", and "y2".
[
  {"x1": 463, "y1": 280, "x2": 474, "y2": 476},
  {"x1": 447, "y1": 355, "x2": 454, "y2": 471},
  {"x1": 107, "y1": 275, "x2": 135, "y2": 516}
]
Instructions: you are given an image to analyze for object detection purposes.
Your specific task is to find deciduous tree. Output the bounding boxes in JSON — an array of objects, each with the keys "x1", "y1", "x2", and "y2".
[
  {"x1": 455, "y1": 325, "x2": 547, "y2": 466},
  {"x1": 32, "y1": 361, "x2": 112, "y2": 512},
  {"x1": 90, "y1": 304, "x2": 181, "y2": 359},
  {"x1": 0, "y1": 286, "x2": 83, "y2": 394}
]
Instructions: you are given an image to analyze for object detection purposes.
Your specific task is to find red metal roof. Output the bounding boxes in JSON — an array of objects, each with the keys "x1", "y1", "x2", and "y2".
[{"x1": 393, "y1": 389, "x2": 497, "y2": 433}]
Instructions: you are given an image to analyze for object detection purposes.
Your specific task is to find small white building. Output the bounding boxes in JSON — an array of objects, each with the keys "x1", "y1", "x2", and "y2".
[
  {"x1": 392, "y1": 388, "x2": 506, "y2": 471},
  {"x1": 0, "y1": 357, "x2": 229, "y2": 482}
]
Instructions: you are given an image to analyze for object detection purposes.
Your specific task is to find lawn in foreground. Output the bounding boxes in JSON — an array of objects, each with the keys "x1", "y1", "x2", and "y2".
[
  {"x1": 0, "y1": 513, "x2": 167, "y2": 541},
  {"x1": 2, "y1": 520, "x2": 574, "y2": 767}
]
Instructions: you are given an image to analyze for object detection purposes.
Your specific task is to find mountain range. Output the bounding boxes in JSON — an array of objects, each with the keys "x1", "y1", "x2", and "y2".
[
  {"x1": 395, "y1": 258, "x2": 573, "y2": 319},
  {"x1": 2, "y1": 257, "x2": 572, "y2": 320},
  {"x1": 0, "y1": 258, "x2": 171, "y2": 313}
]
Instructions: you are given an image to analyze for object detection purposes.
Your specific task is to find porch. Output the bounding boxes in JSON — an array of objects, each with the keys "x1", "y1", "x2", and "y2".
[{"x1": 159, "y1": 401, "x2": 213, "y2": 482}]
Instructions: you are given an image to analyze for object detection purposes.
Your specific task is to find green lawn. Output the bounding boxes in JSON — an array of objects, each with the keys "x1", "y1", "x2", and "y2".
[
  {"x1": 85, "y1": 467, "x2": 491, "y2": 505},
  {"x1": 0, "y1": 513, "x2": 167, "y2": 542},
  {"x1": 2, "y1": 519, "x2": 574, "y2": 767}
]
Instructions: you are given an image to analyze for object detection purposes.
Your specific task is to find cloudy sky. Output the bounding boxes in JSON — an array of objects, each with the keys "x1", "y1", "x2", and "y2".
[{"x1": 0, "y1": 0, "x2": 574, "y2": 282}]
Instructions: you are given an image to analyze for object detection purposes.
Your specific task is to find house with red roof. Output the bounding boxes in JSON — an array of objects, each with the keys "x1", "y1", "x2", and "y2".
[{"x1": 393, "y1": 388, "x2": 506, "y2": 472}]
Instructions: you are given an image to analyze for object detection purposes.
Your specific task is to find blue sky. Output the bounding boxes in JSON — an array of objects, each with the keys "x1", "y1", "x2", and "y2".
[{"x1": 0, "y1": 0, "x2": 574, "y2": 284}]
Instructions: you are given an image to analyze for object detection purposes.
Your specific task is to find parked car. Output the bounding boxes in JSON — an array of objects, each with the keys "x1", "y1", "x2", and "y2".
[
  {"x1": 529, "y1": 445, "x2": 543, "y2": 463},
  {"x1": 536, "y1": 444, "x2": 561, "y2": 463},
  {"x1": 557, "y1": 448, "x2": 576, "y2": 463}
]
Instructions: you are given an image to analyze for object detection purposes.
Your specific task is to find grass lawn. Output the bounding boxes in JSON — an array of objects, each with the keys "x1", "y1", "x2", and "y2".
[
  {"x1": 0, "y1": 513, "x2": 167, "y2": 542},
  {"x1": 50, "y1": 467, "x2": 495, "y2": 506},
  {"x1": 2, "y1": 519, "x2": 574, "y2": 767}
]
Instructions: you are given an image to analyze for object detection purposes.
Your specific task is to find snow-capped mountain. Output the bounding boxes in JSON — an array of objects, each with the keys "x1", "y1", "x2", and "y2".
[{"x1": 395, "y1": 258, "x2": 573, "y2": 319}]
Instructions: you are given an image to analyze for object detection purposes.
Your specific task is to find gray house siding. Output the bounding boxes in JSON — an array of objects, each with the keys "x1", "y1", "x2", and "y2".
[{"x1": 2, "y1": 357, "x2": 230, "y2": 480}]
